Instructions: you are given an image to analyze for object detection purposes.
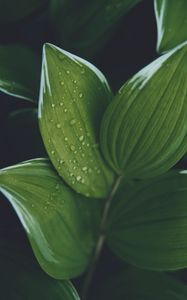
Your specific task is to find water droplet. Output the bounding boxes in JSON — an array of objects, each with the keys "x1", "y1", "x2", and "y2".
[
  {"x1": 73, "y1": 166, "x2": 77, "y2": 170},
  {"x1": 55, "y1": 184, "x2": 59, "y2": 190},
  {"x1": 79, "y1": 93, "x2": 83, "y2": 98},
  {"x1": 88, "y1": 168, "x2": 92, "y2": 173},
  {"x1": 87, "y1": 143, "x2": 90, "y2": 147},
  {"x1": 60, "y1": 160, "x2": 64, "y2": 164},
  {"x1": 81, "y1": 68, "x2": 85, "y2": 74},
  {"x1": 64, "y1": 108, "x2": 68, "y2": 112},
  {"x1": 72, "y1": 180, "x2": 75, "y2": 185},
  {"x1": 59, "y1": 71, "x2": 62, "y2": 75},
  {"x1": 73, "y1": 159, "x2": 76, "y2": 163},
  {"x1": 70, "y1": 145, "x2": 76, "y2": 151},
  {"x1": 81, "y1": 153, "x2": 85, "y2": 157},
  {"x1": 60, "y1": 81, "x2": 64, "y2": 86},
  {"x1": 65, "y1": 137, "x2": 68, "y2": 141},
  {"x1": 82, "y1": 166, "x2": 87, "y2": 172},
  {"x1": 60, "y1": 102, "x2": 64, "y2": 106},
  {"x1": 51, "y1": 150, "x2": 55, "y2": 155},
  {"x1": 66, "y1": 70, "x2": 70, "y2": 74},
  {"x1": 81, "y1": 178, "x2": 85, "y2": 183},
  {"x1": 70, "y1": 119, "x2": 76, "y2": 125},
  {"x1": 79, "y1": 135, "x2": 84, "y2": 141},
  {"x1": 73, "y1": 80, "x2": 77, "y2": 84},
  {"x1": 70, "y1": 173, "x2": 74, "y2": 177},
  {"x1": 51, "y1": 103, "x2": 55, "y2": 108},
  {"x1": 76, "y1": 175, "x2": 82, "y2": 182},
  {"x1": 56, "y1": 123, "x2": 61, "y2": 129}
]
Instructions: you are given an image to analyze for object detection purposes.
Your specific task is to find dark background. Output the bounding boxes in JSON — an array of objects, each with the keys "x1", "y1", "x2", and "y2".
[{"x1": 1, "y1": 0, "x2": 186, "y2": 295}]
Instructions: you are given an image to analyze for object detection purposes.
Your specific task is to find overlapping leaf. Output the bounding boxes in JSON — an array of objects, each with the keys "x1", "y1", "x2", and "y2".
[
  {"x1": 50, "y1": 0, "x2": 141, "y2": 56},
  {"x1": 0, "y1": 45, "x2": 40, "y2": 102},
  {"x1": 107, "y1": 171, "x2": 187, "y2": 270},
  {"x1": 154, "y1": 0, "x2": 187, "y2": 53},
  {"x1": 0, "y1": 239, "x2": 80, "y2": 300},
  {"x1": 0, "y1": 159, "x2": 103, "y2": 279},
  {"x1": 101, "y1": 42, "x2": 187, "y2": 179},
  {"x1": 39, "y1": 43, "x2": 114, "y2": 198},
  {"x1": 98, "y1": 267, "x2": 187, "y2": 300}
]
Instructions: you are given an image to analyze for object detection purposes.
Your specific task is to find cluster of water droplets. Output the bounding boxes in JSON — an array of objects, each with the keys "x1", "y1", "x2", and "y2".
[{"x1": 46, "y1": 53, "x2": 103, "y2": 196}]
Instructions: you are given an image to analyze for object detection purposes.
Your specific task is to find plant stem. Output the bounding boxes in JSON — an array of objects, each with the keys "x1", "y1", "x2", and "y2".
[{"x1": 81, "y1": 175, "x2": 122, "y2": 300}]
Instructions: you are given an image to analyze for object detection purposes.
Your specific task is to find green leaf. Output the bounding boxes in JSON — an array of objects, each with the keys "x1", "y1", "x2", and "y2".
[
  {"x1": 0, "y1": 240, "x2": 80, "y2": 300},
  {"x1": 154, "y1": 0, "x2": 187, "y2": 54},
  {"x1": 39, "y1": 43, "x2": 114, "y2": 198},
  {"x1": 107, "y1": 171, "x2": 187, "y2": 271},
  {"x1": 0, "y1": 45, "x2": 41, "y2": 102},
  {"x1": 0, "y1": 0, "x2": 47, "y2": 23},
  {"x1": 0, "y1": 158, "x2": 103, "y2": 279},
  {"x1": 101, "y1": 42, "x2": 187, "y2": 179},
  {"x1": 98, "y1": 267, "x2": 187, "y2": 300},
  {"x1": 50, "y1": 0, "x2": 141, "y2": 57}
]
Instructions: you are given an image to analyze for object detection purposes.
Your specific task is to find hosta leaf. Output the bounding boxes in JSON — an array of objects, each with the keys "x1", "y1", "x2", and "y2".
[
  {"x1": 98, "y1": 267, "x2": 187, "y2": 300},
  {"x1": 0, "y1": 158, "x2": 102, "y2": 279},
  {"x1": 101, "y1": 42, "x2": 187, "y2": 179},
  {"x1": 39, "y1": 43, "x2": 114, "y2": 198},
  {"x1": 0, "y1": 45, "x2": 40, "y2": 102},
  {"x1": 50, "y1": 0, "x2": 141, "y2": 56},
  {"x1": 107, "y1": 171, "x2": 187, "y2": 270},
  {"x1": 0, "y1": 0, "x2": 47, "y2": 23},
  {"x1": 0, "y1": 240, "x2": 80, "y2": 300},
  {"x1": 154, "y1": 0, "x2": 187, "y2": 54}
]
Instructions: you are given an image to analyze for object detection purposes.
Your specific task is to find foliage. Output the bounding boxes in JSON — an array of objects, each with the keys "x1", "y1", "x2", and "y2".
[{"x1": 0, "y1": 0, "x2": 187, "y2": 299}]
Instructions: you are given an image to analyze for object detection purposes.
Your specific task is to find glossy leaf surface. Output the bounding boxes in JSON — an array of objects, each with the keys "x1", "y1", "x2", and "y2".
[
  {"x1": 98, "y1": 267, "x2": 187, "y2": 300},
  {"x1": 39, "y1": 43, "x2": 114, "y2": 198},
  {"x1": 101, "y1": 42, "x2": 187, "y2": 179},
  {"x1": 0, "y1": 0, "x2": 47, "y2": 23},
  {"x1": 154, "y1": 0, "x2": 187, "y2": 53},
  {"x1": 0, "y1": 240, "x2": 80, "y2": 300},
  {"x1": 107, "y1": 171, "x2": 187, "y2": 270},
  {"x1": 0, "y1": 159, "x2": 102, "y2": 279},
  {"x1": 50, "y1": 0, "x2": 141, "y2": 56},
  {"x1": 0, "y1": 45, "x2": 40, "y2": 102}
]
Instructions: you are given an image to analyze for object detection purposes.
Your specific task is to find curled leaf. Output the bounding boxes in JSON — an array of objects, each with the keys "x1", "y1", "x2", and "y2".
[{"x1": 101, "y1": 42, "x2": 187, "y2": 179}]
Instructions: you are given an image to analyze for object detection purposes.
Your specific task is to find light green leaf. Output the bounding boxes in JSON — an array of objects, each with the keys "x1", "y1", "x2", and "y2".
[
  {"x1": 0, "y1": 240, "x2": 80, "y2": 300},
  {"x1": 50, "y1": 0, "x2": 141, "y2": 57},
  {"x1": 0, "y1": 0, "x2": 47, "y2": 23},
  {"x1": 0, "y1": 45, "x2": 41, "y2": 102},
  {"x1": 39, "y1": 43, "x2": 114, "y2": 198},
  {"x1": 98, "y1": 267, "x2": 187, "y2": 300},
  {"x1": 107, "y1": 171, "x2": 187, "y2": 271},
  {"x1": 0, "y1": 158, "x2": 103, "y2": 279},
  {"x1": 101, "y1": 42, "x2": 187, "y2": 179},
  {"x1": 154, "y1": 0, "x2": 187, "y2": 54}
]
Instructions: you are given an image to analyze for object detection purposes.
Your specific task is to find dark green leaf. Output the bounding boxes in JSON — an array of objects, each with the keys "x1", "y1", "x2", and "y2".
[
  {"x1": 0, "y1": 159, "x2": 102, "y2": 279},
  {"x1": 101, "y1": 42, "x2": 187, "y2": 179},
  {"x1": 107, "y1": 171, "x2": 187, "y2": 271},
  {"x1": 50, "y1": 0, "x2": 141, "y2": 56},
  {"x1": 0, "y1": 45, "x2": 41, "y2": 102},
  {"x1": 0, "y1": 0, "x2": 47, "y2": 23},
  {"x1": 39, "y1": 43, "x2": 114, "y2": 198},
  {"x1": 98, "y1": 267, "x2": 187, "y2": 300},
  {"x1": 154, "y1": 0, "x2": 187, "y2": 53},
  {"x1": 0, "y1": 240, "x2": 80, "y2": 300}
]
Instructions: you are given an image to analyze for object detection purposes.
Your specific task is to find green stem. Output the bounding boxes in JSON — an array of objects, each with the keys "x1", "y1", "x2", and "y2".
[{"x1": 81, "y1": 175, "x2": 122, "y2": 300}]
